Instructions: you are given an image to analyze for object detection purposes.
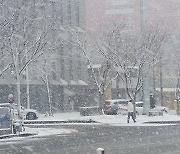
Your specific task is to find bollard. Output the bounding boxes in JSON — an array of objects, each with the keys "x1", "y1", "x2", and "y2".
[{"x1": 97, "y1": 148, "x2": 104, "y2": 154}]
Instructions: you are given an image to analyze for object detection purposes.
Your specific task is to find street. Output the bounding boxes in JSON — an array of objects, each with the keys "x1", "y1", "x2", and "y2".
[{"x1": 0, "y1": 124, "x2": 180, "y2": 154}]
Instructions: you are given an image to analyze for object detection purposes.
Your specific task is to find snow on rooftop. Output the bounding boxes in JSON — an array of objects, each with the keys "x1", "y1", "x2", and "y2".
[
  {"x1": 60, "y1": 79, "x2": 68, "y2": 85},
  {"x1": 64, "y1": 88, "x2": 75, "y2": 96},
  {"x1": 25, "y1": 127, "x2": 78, "y2": 137},
  {"x1": 87, "y1": 64, "x2": 102, "y2": 69},
  {"x1": 70, "y1": 80, "x2": 78, "y2": 85},
  {"x1": 78, "y1": 80, "x2": 88, "y2": 85}
]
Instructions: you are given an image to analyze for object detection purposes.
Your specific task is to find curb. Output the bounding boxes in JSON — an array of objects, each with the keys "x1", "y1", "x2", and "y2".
[
  {"x1": 24, "y1": 119, "x2": 99, "y2": 125},
  {"x1": 144, "y1": 121, "x2": 180, "y2": 124},
  {"x1": 0, "y1": 120, "x2": 98, "y2": 139},
  {"x1": 0, "y1": 132, "x2": 37, "y2": 139}
]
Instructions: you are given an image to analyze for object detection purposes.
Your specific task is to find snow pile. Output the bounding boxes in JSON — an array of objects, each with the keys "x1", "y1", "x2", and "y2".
[{"x1": 24, "y1": 127, "x2": 78, "y2": 137}]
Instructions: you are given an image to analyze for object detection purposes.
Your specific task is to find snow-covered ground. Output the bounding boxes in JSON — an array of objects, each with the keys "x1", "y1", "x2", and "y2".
[
  {"x1": 0, "y1": 127, "x2": 78, "y2": 144},
  {"x1": 0, "y1": 110, "x2": 180, "y2": 143},
  {"x1": 37, "y1": 110, "x2": 179, "y2": 127},
  {"x1": 24, "y1": 127, "x2": 78, "y2": 137}
]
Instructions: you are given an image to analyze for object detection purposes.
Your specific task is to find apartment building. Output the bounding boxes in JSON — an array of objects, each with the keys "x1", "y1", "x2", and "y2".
[
  {"x1": 85, "y1": 0, "x2": 180, "y2": 103},
  {"x1": 85, "y1": 0, "x2": 180, "y2": 33},
  {"x1": 0, "y1": 0, "x2": 89, "y2": 112}
]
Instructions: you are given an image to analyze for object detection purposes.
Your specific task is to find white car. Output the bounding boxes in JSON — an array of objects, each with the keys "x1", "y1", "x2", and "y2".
[
  {"x1": 104, "y1": 99, "x2": 129, "y2": 115},
  {"x1": 149, "y1": 105, "x2": 169, "y2": 116},
  {"x1": 0, "y1": 103, "x2": 39, "y2": 120},
  {"x1": 118, "y1": 101, "x2": 144, "y2": 115},
  {"x1": 135, "y1": 101, "x2": 144, "y2": 115},
  {"x1": 118, "y1": 101, "x2": 169, "y2": 115}
]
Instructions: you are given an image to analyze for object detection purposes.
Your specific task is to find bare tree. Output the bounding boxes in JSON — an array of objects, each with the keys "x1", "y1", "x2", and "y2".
[
  {"x1": 70, "y1": 30, "x2": 118, "y2": 114},
  {"x1": 31, "y1": 50, "x2": 58, "y2": 116},
  {"x1": 97, "y1": 23, "x2": 168, "y2": 114},
  {"x1": 142, "y1": 25, "x2": 169, "y2": 106},
  {"x1": 98, "y1": 23, "x2": 143, "y2": 102},
  {"x1": 0, "y1": 0, "x2": 49, "y2": 115}
]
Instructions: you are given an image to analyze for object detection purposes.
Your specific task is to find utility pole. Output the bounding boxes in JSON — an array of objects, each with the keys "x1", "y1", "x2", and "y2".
[
  {"x1": 141, "y1": 0, "x2": 150, "y2": 114},
  {"x1": 159, "y1": 54, "x2": 163, "y2": 106},
  {"x1": 26, "y1": 54, "x2": 30, "y2": 109},
  {"x1": 176, "y1": 64, "x2": 180, "y2": 115}
]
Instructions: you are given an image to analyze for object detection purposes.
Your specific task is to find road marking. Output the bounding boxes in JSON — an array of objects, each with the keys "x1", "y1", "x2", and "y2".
[
  {"x1": 10, "y1": 145, "x2": 18, "y2": 150},
  {"x1": 23, "y1": 146, "x2": 37, "y2": 154}
]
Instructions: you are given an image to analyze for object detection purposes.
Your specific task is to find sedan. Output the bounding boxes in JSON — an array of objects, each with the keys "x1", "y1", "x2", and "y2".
[
  {"x1": 103, "y1": 101, "x2": 118, "y2": 115},
  {"x1": 0, "y1": 103, "x2": 39, "y2": 120},
  {"x1": 118, "y1": 101, "x2": 169, "y2": 115}
]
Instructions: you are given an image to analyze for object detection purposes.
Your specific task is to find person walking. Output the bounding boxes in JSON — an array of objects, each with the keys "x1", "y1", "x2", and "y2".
[{"x1": 127, "y1": 100, "x2": 136, "y2": 123}]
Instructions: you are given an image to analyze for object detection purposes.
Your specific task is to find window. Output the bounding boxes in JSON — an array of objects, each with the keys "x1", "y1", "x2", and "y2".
[
  {"x1": 67, "y1": 0, "x2": 72, "y2": 26},
  {"x1": 60, "y1": 41, "x2": 65, "y2": 79},
  {"x1": 10, "y1": 68, "x2": 17, "y2": 79},
  {"x1": 136, "y1": 102, "x2": 143, "y2": 107},
  {"x1": 59, "y1": 0, "x2": 63, "y2": 25},
  {"x1": 69, "y1": 59, "x2": 73, "y2": 80},
  {"x1": 77, "y1": 57, "x2": 81, "y2": 79},
  {"x1": 52, "y1": 62, "x2": 56, "y2": 71},
  {"x1": 75, "y1": 1, "x2": 80, "y2": 27},
  {"x1": 52, "y1": 71, "x2": 57, "y2": 80},
  {"x1": 60, "y1": 59, "x2": 65, "y2": 79},
  {"x1": 23, "y1": 74, "x2": 26, "y2": 80}
]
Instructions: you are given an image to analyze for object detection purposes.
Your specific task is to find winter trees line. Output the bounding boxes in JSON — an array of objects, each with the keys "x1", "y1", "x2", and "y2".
[
  {"x1": 0, "y1": 0, "x2": 179, "y2": 115},
  {"x1": 0, "y1": 0, "x2": 54, "y2": 114},
  {"x1": 0, "y1": 0, "x2": 85, "y2": 115},
  {"x1": 73, "y1": 21, "x2": 179, "y2": 111}
]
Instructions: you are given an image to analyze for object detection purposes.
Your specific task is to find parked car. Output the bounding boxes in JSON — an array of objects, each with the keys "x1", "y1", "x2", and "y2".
[
  {"x1": 149, "y1": 105, "x2": 169, "y2": 113},
  {"x1": 118, "y1": 101, "x2": 169, "y2": 115},
  {"x1": 137, "y1": 102, "x2": 169, "y2": 114},
  {"x1": 116, "y1": 99, "x2": 129, "y2": 115},
  {"x1": 103, "y1": 99, "x2": 130, "y2": 115},
  {"x1": 0, "y1": 107, "x2": 12, "y2": 129},
  {"x1": 118, "y1": 102, "x2": 143, "y2": 115},
  {"x1": 0, "y1": 103, "x2": 39, "y2": 120},
  {"x1": 134, "y1": 101, "x2": 144, "y2": 115},
  {"x1": 103, "y1": 100, "x2": 119, "y2": 115}
]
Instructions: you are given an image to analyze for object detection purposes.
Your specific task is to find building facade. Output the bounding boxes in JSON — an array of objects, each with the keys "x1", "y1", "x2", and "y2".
[
  {"x1": 0, "y1": 0, "x2": 91, "y2": 113},
  {"x1": 85, "y1": 0, "x2": 180, "y2": 104},
  {"x1": 85, "y1": 0, "x2": 180, "y2": 33}
]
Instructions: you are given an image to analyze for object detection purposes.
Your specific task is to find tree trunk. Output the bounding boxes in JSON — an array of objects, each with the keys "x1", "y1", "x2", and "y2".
[
  {"x1": 98, "y1": 92, "x2": 104, "y2": 115},
  {"x1": 16, "y1": 72, "x2": 21, "y2": 115},
  {"x1": 160, "y1": 59, "x2": 163, "y2": 106},
  {"x1": 46, "y1": 75, "x2": 52, "y2": 116}
]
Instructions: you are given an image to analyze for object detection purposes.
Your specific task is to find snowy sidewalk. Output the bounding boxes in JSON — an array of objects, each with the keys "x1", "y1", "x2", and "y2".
[{"x1": 35, "y1": 110, "x2": 180, "y2": 126}]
